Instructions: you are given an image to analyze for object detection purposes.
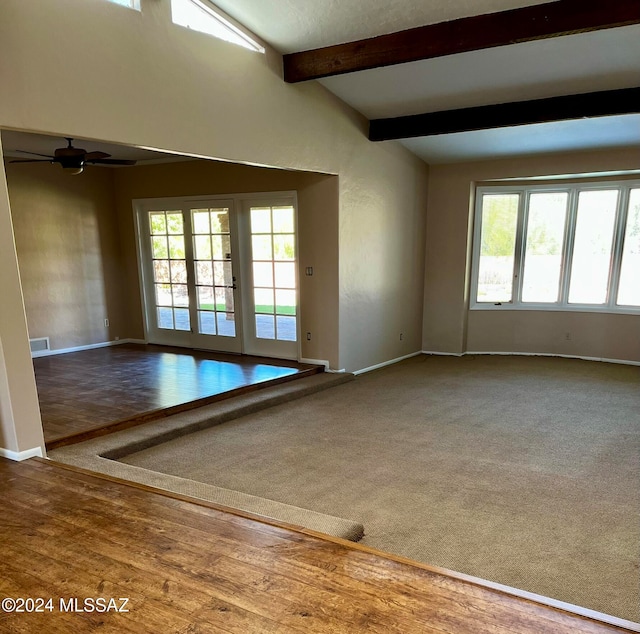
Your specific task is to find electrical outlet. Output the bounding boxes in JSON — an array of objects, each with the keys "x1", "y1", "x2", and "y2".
[
  {"x1": 306, "y1": 332, "x2": 311, "y2": 341},
  {"x1": 400, "y1": 333, "x2": 403, "y2": 341},
  {"x1": 564, "y1": 332, "x2": 571, "y2": 341},
  {"x1": 104, "y1": 318, "x2": 110, "y2": 328}
]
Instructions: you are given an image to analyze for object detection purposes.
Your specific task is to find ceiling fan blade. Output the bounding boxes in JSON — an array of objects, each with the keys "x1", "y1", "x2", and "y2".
[
  {"x1": 9, "y1": 158, "x2": 52, "y2": 163},
  {"x1": 11, "y1": 150, "x2": 55, "y2": 159},
  {"x1": 86, "y1": 158, "x2": 137, "y2": 166},
  {"x1": 83, "y1": 151, "x2": 111, "y2": 160}
]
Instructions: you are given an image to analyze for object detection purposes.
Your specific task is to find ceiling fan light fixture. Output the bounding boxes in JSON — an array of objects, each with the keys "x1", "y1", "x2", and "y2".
[
  {"x1": 12, "y1": 138, "x2": 136, "y2": 173},
  {"x1": 62, "y1": 165, "x2": 84, "y2": 175}
]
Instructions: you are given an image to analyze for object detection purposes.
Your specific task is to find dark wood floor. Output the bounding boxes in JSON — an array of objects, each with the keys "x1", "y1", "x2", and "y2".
[
  {"x1": 0, "y1": 458, "x2": 636, "y2": 634},
  {"x1": 33, "y1": 344, "x2": 320, "y2": 447}
]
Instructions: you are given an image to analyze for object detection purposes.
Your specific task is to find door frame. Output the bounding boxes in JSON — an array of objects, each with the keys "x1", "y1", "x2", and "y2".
[{"x1": 133, "y1": 191, "x2": 301, "y2": 360}]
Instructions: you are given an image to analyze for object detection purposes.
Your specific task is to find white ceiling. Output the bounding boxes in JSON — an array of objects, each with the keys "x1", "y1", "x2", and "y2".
[
  {"x1": 318, "y1": 27, "x2": 640, "y2": 119},
  {"x1": 214, "y1": 0, "x2": 640, "y2": 164},
  {"x1": 212, "y1": 0, "x2": 555, "y2": 54},
  {"x1": 3, "y1": 1, "x2": 639, "y2": 166}
]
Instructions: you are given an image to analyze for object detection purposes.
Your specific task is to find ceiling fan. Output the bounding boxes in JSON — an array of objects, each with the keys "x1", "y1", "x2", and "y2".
[{"x1": 9, "y1": 137, "x2": 137, "y2": 174}]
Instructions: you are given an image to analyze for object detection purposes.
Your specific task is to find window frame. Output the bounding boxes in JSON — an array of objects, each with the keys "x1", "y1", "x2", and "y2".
[
  {"x1": 170, "y1": 0, "x2": 265, "y2": 53},
  {"x1": 470, "y1": 179, "x2": 640, "y2": 315}
]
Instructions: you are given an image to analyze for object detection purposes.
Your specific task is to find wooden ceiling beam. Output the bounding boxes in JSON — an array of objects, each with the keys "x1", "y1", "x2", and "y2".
[
  {"x1": 283, "y1": 0, "x2": 640, "y2": 83},
  {"x1": 368, "y1": 87, "x2": 640, "y2": 141}
]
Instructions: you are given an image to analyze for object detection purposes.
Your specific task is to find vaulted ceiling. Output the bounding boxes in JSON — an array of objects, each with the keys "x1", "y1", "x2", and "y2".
[
  {"x1": 2, "y1": 1, "x2": 638, "y2": 166},
  {"x1": 215, "y1": 0, "x2": 640, "y2": 164}
]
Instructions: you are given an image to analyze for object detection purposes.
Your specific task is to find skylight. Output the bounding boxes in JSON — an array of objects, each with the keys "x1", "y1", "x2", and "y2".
[
  {"x1": 171, "y1": 0, "x2": 265, "y2": 53},
  {"x1": 105, "y1": 0, "x2": 140, "y2": 9}
]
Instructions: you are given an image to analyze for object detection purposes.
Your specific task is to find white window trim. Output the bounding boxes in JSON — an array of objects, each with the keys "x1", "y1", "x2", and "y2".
[
  {"x1": 171, "y1": 0, "x2": 265, "y2": 53},
  {"x1": 470, "y1": 179, "x2": 640, "y2": 315},
  {"x1": 105, "y1": 0, "x2": 141, "y2": 10}
]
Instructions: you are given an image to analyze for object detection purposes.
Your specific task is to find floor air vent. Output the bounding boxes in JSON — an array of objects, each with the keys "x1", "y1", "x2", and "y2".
[{"x1": 29, "y1": 337, "x2": 50, "y2": 355}]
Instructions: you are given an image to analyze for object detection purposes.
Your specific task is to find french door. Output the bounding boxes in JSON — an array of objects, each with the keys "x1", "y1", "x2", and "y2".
[
  {"x1": 137, "y1": 199, "x2": 242, "y2": 353},
  {"x1": 135, "y1": 194, "x2": 299, "y2": 359},
  {"x1": 240, "y1": 198, "x2": 298, "y2": 359}
]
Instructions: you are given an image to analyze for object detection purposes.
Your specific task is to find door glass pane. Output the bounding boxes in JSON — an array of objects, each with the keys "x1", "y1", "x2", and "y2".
[
  {"x1": 172, "y1": 284, "x2": 189, "y2": 307},
  {"x1": 199, "y1": 311, "x2": 216, "y2": 335},
  {"x1": 157, "y1": 307, "x2": 174, "y2": 329},
  {"x1": 521, "y1": 192, "x2": 568, "y2": 303},
  {"x1": 276, "y1": 315, "x2": 296, "y2": 341},
  {"x1": 617, "y1": 189, "x2": 640, "y2": 307},
  {"x1": 249, "y1": 204, "x2": 298, "y2": 343},
  {"x1": 166, "y1": 213, "x2": 183, "y2": 234},
  {"x1": 192, "y1": 207, "x2": 236, "y2": 339},
  {"x1": 197, "y1": 285, "x2": 214, "y2": 309},
  {"x1": 215, "y1": 286, "x2": 231, "y2": 311},
  {"x1": 192, "y1": 210, "x2": 210, "y2": 234},
  {"x1": 274, "y1": 262, "x2": 296, "y2": 288},
  {"x1": 251, "y1": 208, "x2": 271, "y2": 233},
  {"x1": 253, "y1": 262, "x2": 273, "y2": 287},
  {"x1": 252, "y1": 235, "x2": 272, "y2": 260},
  {"x1": 273, "y1": 235, "x2": 295, "y2": 260},
  {"x1": 211, "y1": 209, "x2": 230, "y2": 233},
  {"x1": 153, "y1": 260, "x2": 170, "y2": 283},
  {"x1": 276, "y1": 289, "x2": 296, "y2": 315},
  {"x1": 568, "y1": 190, "x2": 618, "y2": 304},
  {"x1": 477, "y1": 194, "x2": 519, "y2": 303},
  {"x1": 195, "y1": 235, "x2": 211, "y2": 259},
  {"x1": 196, "y1": 261, "x2": 213, "y2": 285},
  {"x1": 272, "y1": 206, "x2": 294, "y2": 233},
  {"x1": 174, "y1": 308, "x2": 190, "y2": 330},
  {"x1": 168, "y1": 235, "x2": 185, "y2": 259},
  {"x1": 150, "y1": 212, "x2": 167, "y2": 234},
  {"x1": 149, "y1": 210, "x2": 190, "y2": 332},
  {"x1": 214, "y1": 261, "x2": 232, "y2": 285},
  {"x1": 212, "y1": 234, "x2": 231, "y2": 260},
  {"x1": 254, "y1": 288, "x2": 274, "y2": 313},
  {"x1": 155, "y1": 283, "x2": 172, "y2": 306},
  {"x1": 256, "y1": 314, "x2": 275, "y2": 339},
  {"x1": 170, "y1": 260, "x2": 187, "y2": 283},
  {"x1": 152, "y1": 236, "x2": 168, "y2": 259},
  {"x1": 217, "y1": 313, "x2": 236, "y2": 337}
]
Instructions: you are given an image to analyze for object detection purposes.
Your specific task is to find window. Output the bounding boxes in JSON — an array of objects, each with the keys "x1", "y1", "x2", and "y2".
[
  {"x1": 471, "y1": 180, "x2": 640, "y2": 312},
  {"x1": 171, "y1": 0, "x2": 265, "y2": 53},
  {"x1": 104, "y1": 0, "x2": 140, "y2": 9}
]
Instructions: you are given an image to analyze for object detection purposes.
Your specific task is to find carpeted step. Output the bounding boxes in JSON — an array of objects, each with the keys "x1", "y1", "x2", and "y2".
[
  {"x1": 48, "y1": 371, "x2": 364, "y2": 542},
  {"x1": 101, "y1": 371, "x2": 354, "y2": 460}
]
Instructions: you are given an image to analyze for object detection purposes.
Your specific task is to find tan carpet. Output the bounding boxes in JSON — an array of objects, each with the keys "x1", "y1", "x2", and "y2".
[
  {"x1": 53, "y1": 355, "x2": 640, "y2": 622},
  {"x1": 48, "y1": 372, "x2": 364, "y2": 542}
]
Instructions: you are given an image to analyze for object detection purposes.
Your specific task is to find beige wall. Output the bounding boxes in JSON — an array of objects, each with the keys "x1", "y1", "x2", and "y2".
[
  {"x1": 0, "y1": 143, "x2": 45, "y2": 456},
  {"x1": 0, "y1": 0, "x2": 428, "y2": 375},
  {"x1": 113, "y1": 160, "x2": 341, "y2": 368},
  {"x1": 0, "y1": 0, "x2": 428, "y2": 453},
  {"x1": 5, "y1": 157, "x2": 341, "y2": 366},
  {"x1": 424, "y1": 147, "x2": 640, "y2": 362},
  {"x1": 6, "y1": 162, "x2": 127, "y2": 351}
]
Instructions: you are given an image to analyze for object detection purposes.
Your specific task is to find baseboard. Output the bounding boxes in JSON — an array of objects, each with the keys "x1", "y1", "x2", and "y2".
[
  {"x1": 31, "y1": 338, "x2": 146, "y2": 358},
  {"x1": 423, "y1": 350, "x2": 640, "y2": 366},
  {"x1": 353, "y1": 351, "x2": 422, "y2": 376},
  {"x1": 0, "y1": 446, "x2": 44, "y2": 461},
  {"x1": 421, "y1": 350, "x2": 465, "y2": 357},
  {"x1": 299, "y1": 358, "x2": 330, "y2": 370}
]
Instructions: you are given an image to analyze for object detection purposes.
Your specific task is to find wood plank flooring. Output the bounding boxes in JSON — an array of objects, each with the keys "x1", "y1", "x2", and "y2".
[
  {"x1": 0, "y1": 458, "x2": 637, "y2": 634},
  {"x1": 33, "y1": 344, "x2": 320, "y2": 446}
]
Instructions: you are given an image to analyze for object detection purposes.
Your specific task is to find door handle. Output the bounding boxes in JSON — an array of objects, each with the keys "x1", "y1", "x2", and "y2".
[{"x1": 226, "y1": 284, "x2": 237, "y2": 289}]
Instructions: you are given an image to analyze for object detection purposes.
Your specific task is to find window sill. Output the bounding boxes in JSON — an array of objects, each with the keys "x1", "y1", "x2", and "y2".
[{"x1": 470, "y1": 303, "x2": 640, "y2": 316}]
